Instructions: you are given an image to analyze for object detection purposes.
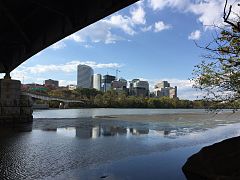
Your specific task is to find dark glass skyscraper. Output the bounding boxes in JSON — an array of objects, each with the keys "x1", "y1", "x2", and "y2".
[{"x1": 77, "y1": 65, "x2": 93, "y2": 88}]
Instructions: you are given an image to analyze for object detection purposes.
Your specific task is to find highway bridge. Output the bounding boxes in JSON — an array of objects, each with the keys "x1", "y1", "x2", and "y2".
[{"x1": 0, "y1": 0, "x2": 138, "y2": 123}]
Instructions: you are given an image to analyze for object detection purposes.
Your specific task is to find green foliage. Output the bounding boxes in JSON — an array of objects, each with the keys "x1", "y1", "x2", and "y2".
[
  {"x1": 74, "y1": 88, "x2": 103, "y2": 99},
  {"x1": 93, "y1": 93, "x2": 208, "y2": 109},
  {"x1": 26, "y1": 86, "x2": 240, "y2": 109},
  {"x1": 193, "y1": 3, "x2": 240, "y2": 110},
  {"x1": 48, "y1": 100, "x2": 60, "y2": 108}
]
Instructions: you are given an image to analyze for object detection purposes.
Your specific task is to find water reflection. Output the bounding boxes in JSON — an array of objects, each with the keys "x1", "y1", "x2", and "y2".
[
  {"x1": 57, "y1": 127, "x2": 76, "y2": 137},
  {"x1": 101, "y1": 126, "x2": 127, "y2": 136},
  {"x1": 41, "y1": 128, "x2": 57, "y2": 131},
  {"x1": 76, "y1": 126, "x2": 100, "y2": 139},
  {"x1": 0, "y1": 122, "x2": 175, "y2": 140},
  {"x1": 53, "y1": 125, "x2": 172, "y2": 139},
  {"x1": 130, "y1": 128, "x2": 149, "y2": 135},
  {"x1": 1, "y1": 116, "x2": 240, "y2": 180}
]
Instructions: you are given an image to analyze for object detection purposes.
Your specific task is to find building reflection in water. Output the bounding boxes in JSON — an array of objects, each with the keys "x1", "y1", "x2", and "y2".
[
  {"x1": 55, "y1": 125, "x2": 172, "y2": 139},
  {"x1": 57, "y1": 127, "x2": 76, "y2": 138},
  {"x1": 129, "y1": 128, "x2": 149, "y2": 135},
  {"x1": 76, "y1": 126, "x2": 101, "y2": 139},
  {"x1": 41, "y1": 128, "x2": 57, "y2": 132},
  {"x1": 164, "y1": 130, "x2": 171, "y2": 136},
  {"x1": 0, "y1": 123, "x2": 172, "y2": 139},
  {"x1": 92, "y1": 126, "x2": 101, "y2": 139},
  {"x1": 101, "y1": 126, "x2": 127, "y2": 136}
]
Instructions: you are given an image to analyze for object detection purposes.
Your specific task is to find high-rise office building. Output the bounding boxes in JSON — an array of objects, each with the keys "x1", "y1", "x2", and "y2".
[
  {"x1": 129, "y1": 79, "x2": 149, "y2": 97},
  {"x1": 155, "y1": 81, "x2": 170, "y2": 89},
  {"x1": 77, "y1": 65, "x2": 93, "y2": 88},
  {"x1": 169, "y1": 86, "x2": 177, "y2": 98},
  {"x1": 111, "y1": 78, "x2": 127, "y2": 89},
  {"x1": 93, "y1": 74, "x2": 102, "y2": 91},
  {"x1": 154, "y1": 81, "x2": 177, "y2": 98},
  {"x1": 102, "y1": 75, "x2": 116, "y2": 92},
  {"x1": 111, "y1": 78, "x2": 128, "y2": 93},
  {"x1": 44, "y1": 79, "x2": 59, "y2": 88}
]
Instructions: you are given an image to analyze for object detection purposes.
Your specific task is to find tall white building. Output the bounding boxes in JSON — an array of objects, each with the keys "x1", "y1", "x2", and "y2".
[
  {"x1": 93, "y1": 74, "x2": 102, "y2": 91},
  {"x1": 77, "y1": 65, "x2": 93, "y2": 88}
]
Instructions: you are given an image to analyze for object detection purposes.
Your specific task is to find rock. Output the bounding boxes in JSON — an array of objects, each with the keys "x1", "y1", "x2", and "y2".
[{"x1": 182, "y1": 136, "x2": 240, "y2": 180}]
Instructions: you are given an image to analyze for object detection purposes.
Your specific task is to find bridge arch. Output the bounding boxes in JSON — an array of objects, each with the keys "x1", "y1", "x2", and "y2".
[{"x1": 0, "y1": 0, "x2": 138, "y2": 74}]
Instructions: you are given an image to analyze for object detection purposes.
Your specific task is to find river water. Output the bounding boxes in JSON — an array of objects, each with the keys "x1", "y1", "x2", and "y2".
[{"x1": 1, "y1": 109, "x2": 240, "y2": 180}]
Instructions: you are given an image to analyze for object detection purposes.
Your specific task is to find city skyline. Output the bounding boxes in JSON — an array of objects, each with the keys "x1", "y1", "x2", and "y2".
[{"x1": 0, "y1": 0, "x2": 233, "y2": 100}]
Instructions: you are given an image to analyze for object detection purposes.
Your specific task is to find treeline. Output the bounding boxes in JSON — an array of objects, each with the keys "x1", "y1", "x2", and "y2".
[
  {"x1": 93, "y1": 91, "x2": 200, "y2": 108},
  {"x1": 27, "y1": 88, "x2": 240, "y2": 109}
]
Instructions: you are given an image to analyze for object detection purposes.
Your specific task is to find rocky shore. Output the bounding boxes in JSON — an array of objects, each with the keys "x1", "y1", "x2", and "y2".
[{"x1": 182, "y1": 136, "x2": 240, "y2": 180}]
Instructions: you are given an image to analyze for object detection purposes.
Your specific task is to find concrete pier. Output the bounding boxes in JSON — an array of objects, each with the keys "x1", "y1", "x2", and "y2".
[{"x1": 0, "y1": 78, "x2": 33, "y2": 124}]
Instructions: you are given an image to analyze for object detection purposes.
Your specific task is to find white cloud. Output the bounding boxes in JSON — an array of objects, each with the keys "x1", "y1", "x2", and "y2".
[
  {"x1": 12, "y1": 60, "x2": 123, "y2": 75},
  {"x1": 141, "y1": 25, "x2": 152, "y2": 32},
  {"x1": 103, "y1": 14, "x2": 136, "y2": 35},
  {"x1": 65, "y1": 21, "x2": 123, "y2": 44},
  {"x1": 154, "y1": 21, "x2": 171, "y2": 32},
  {"x1": 148, "y1": 0, "x2": 169, "y2": 11},
  {"x1": 64, "y1": 1, "x2": 148, "y2": 44},
  {"x1": 59, "y1": 80, "x2": 76, "y2": 86},
  {"x1": 50, "y1": 41, "x2": 66, "y2": 50},
  {"x1": 188, "y1": 30, "x2": 201, "y2": 40},
  {"x1": 65, "y1": 33, "x2": 84, "y2": 43},
  {"x1": 148, "y1": 0, "x2": 239, "y2": 29},
  {"x1": 188, "y1": 0, "x2": 224, "y2": 28},
  {"x1": 148, "y1": 0, "x2": 189, "y2": 11},
  {"x1": 65, "y1": 14, "x2": 134, "y2": 44},
  {"x1": 130, "y1": 1, "x2": 146, "y2": 25}
]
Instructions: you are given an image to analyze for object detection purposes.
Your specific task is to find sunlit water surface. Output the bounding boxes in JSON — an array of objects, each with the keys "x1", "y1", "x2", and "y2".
[{"x1": 0, "y1": 109, "x2": 240, "y2": 180}]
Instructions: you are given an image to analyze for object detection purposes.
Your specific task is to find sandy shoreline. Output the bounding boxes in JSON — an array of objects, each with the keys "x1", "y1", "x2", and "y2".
[{"x1": 94, "y1": 111, "x2": 240, "y2": 122}]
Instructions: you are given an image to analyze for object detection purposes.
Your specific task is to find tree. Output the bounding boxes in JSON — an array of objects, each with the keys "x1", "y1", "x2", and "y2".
[
  {"x1": 193, "y1": 0, "x2": 240, "y2": 110},
  {"x1": 94, "y1": 94, "x2": 103, "y2": 107},
  {"x1": 74, "y1": 88, "x2": 102, "y2": 99}
]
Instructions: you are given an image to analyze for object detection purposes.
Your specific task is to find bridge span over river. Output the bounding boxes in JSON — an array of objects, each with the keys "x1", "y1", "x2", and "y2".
[
  {"x1": 0, "y1": 0, "x2": 138, "y2": 123},
  {"x1": 24, "y1": 92, "x2": 85, "y2": 109},
  {"x1": 23, "y1": 92, "x2": 84, "y2": 104}
]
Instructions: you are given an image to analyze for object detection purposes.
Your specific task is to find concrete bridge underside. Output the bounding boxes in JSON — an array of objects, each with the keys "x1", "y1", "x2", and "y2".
[
  {"x1": 0, "y1": 0, "x2": 138, "y2": 123},
  {"x1": 0, "y1": 0, "x2": 138, "y2": 74}
]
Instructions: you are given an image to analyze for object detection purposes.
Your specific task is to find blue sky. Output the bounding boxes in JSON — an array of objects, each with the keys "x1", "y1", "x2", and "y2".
[{"x1": 5, "y1": 0, "x2": 239, "y2": 100}]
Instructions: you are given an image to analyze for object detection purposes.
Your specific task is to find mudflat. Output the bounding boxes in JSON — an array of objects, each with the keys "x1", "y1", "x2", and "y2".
[{"x1": 94, "y1": 111, "x2": 240, "y2": 123}]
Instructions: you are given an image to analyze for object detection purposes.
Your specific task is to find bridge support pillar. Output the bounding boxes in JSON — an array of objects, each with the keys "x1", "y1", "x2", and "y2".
[{"x1": 0, "y1": 78, "x2": 33, "y2": 124}]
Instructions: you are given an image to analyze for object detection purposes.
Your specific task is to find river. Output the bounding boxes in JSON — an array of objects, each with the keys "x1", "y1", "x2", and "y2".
[{"x1": 0, "y1": 109, "x2": 240, "y2": 180}]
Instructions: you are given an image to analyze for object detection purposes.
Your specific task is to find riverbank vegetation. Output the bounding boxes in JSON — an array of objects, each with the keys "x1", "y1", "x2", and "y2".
[{"x1": 27, "y1": 88, "x2": 240, "y2": 109}]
